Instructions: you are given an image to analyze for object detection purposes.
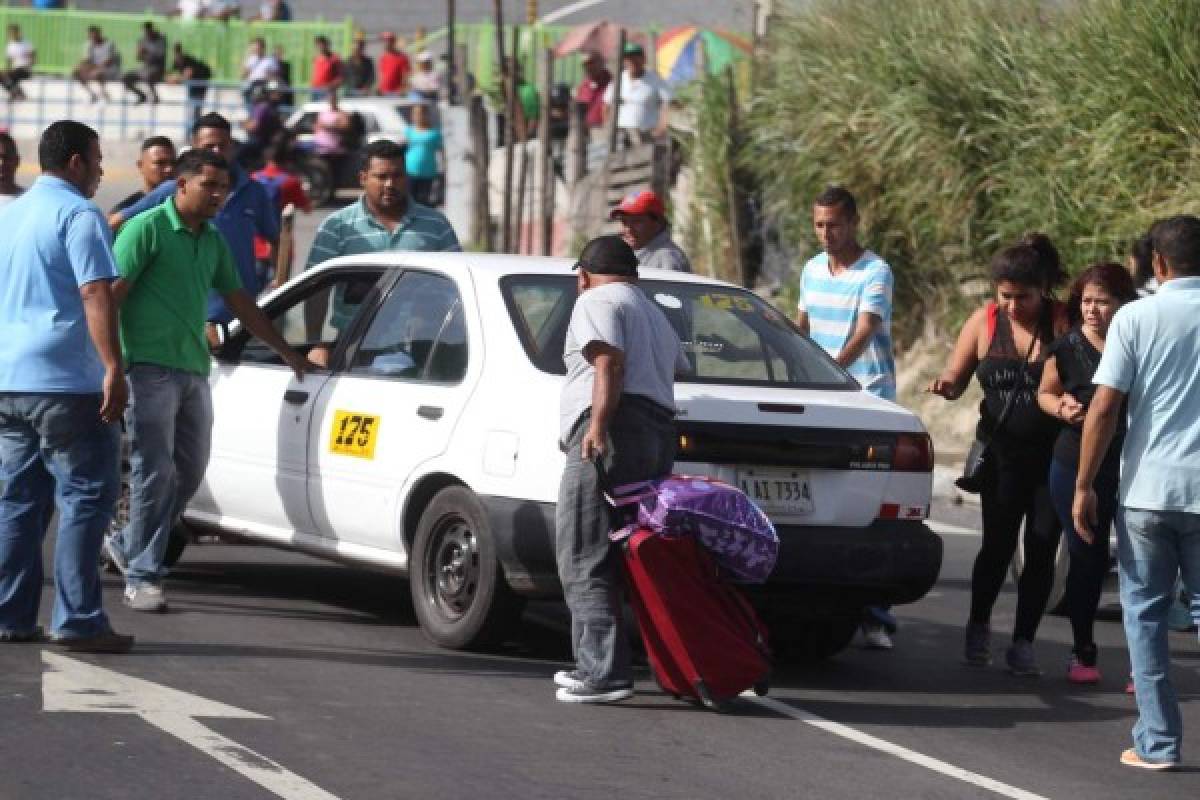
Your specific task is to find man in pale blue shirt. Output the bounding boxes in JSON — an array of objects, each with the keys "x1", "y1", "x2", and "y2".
[
  {"x1": 0, "y1": 120, "x2": 133, "y2": 653},
  {"x1": 1075, "y1": 214, "x2": 1200, "y2": 771}
]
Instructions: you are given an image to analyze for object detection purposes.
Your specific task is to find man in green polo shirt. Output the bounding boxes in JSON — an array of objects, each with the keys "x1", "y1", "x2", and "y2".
[{"x1": 106, "y1": 148, "x2": 313, "y2": 613}]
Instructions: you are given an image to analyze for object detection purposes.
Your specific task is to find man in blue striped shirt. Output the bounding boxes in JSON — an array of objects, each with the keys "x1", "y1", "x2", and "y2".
[
  {"x1": 795, "y1": 185, "x2": 898, "y2": 650},
  {"x1": 795, "y1": 186, "x2": 896, "y2": 401}
]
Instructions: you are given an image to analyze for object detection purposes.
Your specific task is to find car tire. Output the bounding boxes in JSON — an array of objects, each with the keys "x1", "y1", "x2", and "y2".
[
  {"x1": 410, "y1": 486, "x2": 523, "y2": 650},
  {"x1": 772, "y1": 614, "x2": 860, "y2": 662},
  {"x1": 297, "y1": 156, "x2": 334, "y2": 207},
  {"x1": 1010, "y1": 534, "x2": 1069, "y2": 615}
]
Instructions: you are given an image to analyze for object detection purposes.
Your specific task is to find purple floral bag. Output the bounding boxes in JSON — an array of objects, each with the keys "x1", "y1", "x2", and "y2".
[{"x1": 608, "y1": 475, "x2": 779, "y2": 583}]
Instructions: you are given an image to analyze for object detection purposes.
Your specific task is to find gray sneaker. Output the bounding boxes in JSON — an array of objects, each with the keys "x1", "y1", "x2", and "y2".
[
  {"x1": 555, "y1": 683, "x2": 634, "y2": 704},
  {"x1": 123, "y1": 584, "x2": 167, "y2": 613},
  {"x1": 964, "y1": 622, "x2": 991, "y2": 666},
  {"x1": 1005, "y1": 638, "x2": 1041, "y2": 677}
]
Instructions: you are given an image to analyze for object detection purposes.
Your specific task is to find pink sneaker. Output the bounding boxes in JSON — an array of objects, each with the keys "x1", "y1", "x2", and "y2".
[{"x1": 1067, "y1": 656, "x2": 1101, "y2": 685}]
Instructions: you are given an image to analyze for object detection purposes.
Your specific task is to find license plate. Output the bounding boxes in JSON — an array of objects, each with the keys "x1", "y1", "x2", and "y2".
[{"x1": 737, "y1": 468, "x2": 815, "y2": 516}]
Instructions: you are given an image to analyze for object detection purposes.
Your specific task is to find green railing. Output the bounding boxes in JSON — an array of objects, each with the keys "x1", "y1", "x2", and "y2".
[{"x1": 0, "y1": 8, "x2": 352, "y2": 86}]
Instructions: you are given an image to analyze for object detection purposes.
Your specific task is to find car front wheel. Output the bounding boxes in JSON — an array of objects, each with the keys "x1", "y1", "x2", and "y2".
[{"x1": 410, "y1": 486, "x2": 522, "y2": 650}]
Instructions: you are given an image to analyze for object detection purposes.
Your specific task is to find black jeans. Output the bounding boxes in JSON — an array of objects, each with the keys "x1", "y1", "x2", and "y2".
[
  {"x1": 555, "y1": 397, "x2": 675, "y2": 688},
  {"x1": 970, "y1": 439, "x2": 1062, "y2": 643},
  {"x1": 1048, "y1": 458, "x2": 1118, "y2": 653}
]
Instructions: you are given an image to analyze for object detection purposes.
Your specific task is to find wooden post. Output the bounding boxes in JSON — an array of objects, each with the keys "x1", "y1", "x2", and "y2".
[
  {"x1": 606, "y1": 29, "x2": 626, "y2": 155},
  {"x1": 538, "y1": 46, "x2": 554, "y2": 255},
  {"x1": 501, "y1": 34, "x2": 518, "y2": 251},
  {"x1": 569, "y1": 99, "x2": 588, "y2": 183},
  {"x1": 492, "y1": 0, "x2": 506, "y2": 68},
  {"x1": 468, "y1": 94, "x2": 492, "y2": 250},
  {"x1": 724, "y1": 67, "x2": 746, "y2": 286},
  {"x1": 446, "y1": 0, "x2": 458, "y2": 104},
  {"x1": 455, "y1": 43, "x2": 469, "y2": 102}
]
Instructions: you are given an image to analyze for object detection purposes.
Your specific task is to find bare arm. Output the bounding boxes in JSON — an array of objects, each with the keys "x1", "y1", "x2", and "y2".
[
  {"x1": 794, "y1": 310, "x2": 810, "y2": 336},
  {"x1": 222, "y1": 289, "x2": 316, "y2": 381},
  {"x1": 79, "y1": 280, "x2": 127, "y2": 423},
  {"x1": 835, "y1": 311, "x2": 881, "y2": 369},
  {"x1": 927, "y1": 306, "x2": 986, "y2": 400},
  {"x1": 1036, "y1": 355, "x2": 1084, "y2": 424},
  {"x1": 111, "y1": 277, "x2": 132, "y2": 305},
  {"x1": 581, "y1": 341, "x2": 625, "y2": 461},
  {"x1": 1072, "y1": 385, "x2": 1124, "y2": 543}
]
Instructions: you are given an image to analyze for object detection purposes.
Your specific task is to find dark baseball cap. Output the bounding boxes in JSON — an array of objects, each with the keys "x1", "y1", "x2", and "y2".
[{"x1": 573, "y1": 235, "x2": 639, "y2": 276}]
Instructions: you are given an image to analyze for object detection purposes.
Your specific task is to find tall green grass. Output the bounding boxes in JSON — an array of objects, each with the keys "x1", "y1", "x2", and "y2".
[{"x1": 746, "y1": 0, "x2": 1200, "y2": 338}]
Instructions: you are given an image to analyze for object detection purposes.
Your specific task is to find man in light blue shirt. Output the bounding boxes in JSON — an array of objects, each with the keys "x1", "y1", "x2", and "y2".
[
  {"x1": 0, "y1": 120, "x2": 133, "y2": 653},
  {"x1": 110, "y1": 112, "x2": 279, "y2": 324},
  {"x1": 1075, "y1": 214, "x2": 1200, "y2": 771}
]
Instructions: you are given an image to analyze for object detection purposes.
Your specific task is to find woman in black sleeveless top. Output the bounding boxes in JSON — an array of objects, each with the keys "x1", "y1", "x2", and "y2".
[
  {"x1": 1037, "y1": 263, "x2": 1137, "y2": 684},
  {"x1": 928, "y1": 234, "x2": 1068, "y2": 675}
]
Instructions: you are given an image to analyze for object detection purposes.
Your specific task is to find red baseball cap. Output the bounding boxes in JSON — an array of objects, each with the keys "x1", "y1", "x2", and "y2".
[{"x1": 609, "y1": 189, "x2": 665, "y2": 221}]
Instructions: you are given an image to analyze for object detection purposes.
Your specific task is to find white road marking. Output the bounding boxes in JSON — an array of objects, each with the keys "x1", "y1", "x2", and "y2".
[
  {"x1": 42, "y1": 652, "x2": 341, "y2": 800},
  {"x1": 746, "y1": 694, "x2": 1049, "y2": 800},
  {"x1": 927, "y1": 519, "x2": 980, "y2": 537},
  {"x1": 541, "y1": 0, "x2": 608, "y2": 25}
]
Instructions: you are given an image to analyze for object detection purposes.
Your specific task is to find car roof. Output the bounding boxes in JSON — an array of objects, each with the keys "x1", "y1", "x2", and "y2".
[
  {"x1": 296, "y1": 98, "x2": 415, "y2": 113},
  {"x1": 306, "y1": 252, "x2": 738, "y2": 288}
]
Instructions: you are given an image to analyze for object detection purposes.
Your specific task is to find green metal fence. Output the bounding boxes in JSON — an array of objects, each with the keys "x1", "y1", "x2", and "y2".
[{"x1": 0, "y1": 8, "x2": 352, "y2": 86}]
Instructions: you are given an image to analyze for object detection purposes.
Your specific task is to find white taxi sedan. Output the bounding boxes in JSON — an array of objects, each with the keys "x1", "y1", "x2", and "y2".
[{"x1": 187, "y1": 254, "x2": 942, "y2": 658}]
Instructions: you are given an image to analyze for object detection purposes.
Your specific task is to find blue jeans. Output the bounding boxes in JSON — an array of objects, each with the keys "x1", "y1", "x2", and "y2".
[
  {"x1": 111, "y1": 366, "x2": 212, "y2": 588},
  {"x1": 0, "y1": 393, "x2": 120, "y2": 637},
  {"x1": 1118, "y1": 507, "x2": 1200, "y2": 764}
]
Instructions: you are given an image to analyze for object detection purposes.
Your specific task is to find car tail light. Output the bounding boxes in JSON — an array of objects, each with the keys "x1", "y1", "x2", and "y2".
[{"x1": 892, "y1": 433, "x2": 934, "y2": 472}]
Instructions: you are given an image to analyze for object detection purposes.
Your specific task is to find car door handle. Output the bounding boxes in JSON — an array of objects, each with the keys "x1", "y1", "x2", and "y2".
[
  {"x1": 417, "y1": 405, "x2": 443, "y2": 420},
  {"x1": 284, "y1": 389, "x2": 310, "y2": 405}
]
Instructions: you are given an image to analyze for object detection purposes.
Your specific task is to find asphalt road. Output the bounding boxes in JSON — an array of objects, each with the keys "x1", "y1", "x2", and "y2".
[{"x1": 2, "y1": 498, "x2": 1198, "y2": 800}]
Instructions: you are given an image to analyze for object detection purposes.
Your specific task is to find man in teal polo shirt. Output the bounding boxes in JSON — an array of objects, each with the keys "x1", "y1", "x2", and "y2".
[
  {"x1": 303, "y1": 138, "x2": 459, "y2": 365},
  {"x1": 105, "y1": 149, "x2": 312, "y2": 613},
  {"x1": 1075, "y1": 214, "x2": 1200, "y2": 771}
]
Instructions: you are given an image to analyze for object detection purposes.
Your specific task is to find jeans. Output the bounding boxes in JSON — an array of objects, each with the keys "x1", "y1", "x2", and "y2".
[
  {"x1": 1048, "y1": 458, "x2": 1118, "y2": 652},
  {"x1": 556, "y1": 398, "x2": 676, "y2": 688},
  {"x1": 0, "y1": 393, "x2": 120, "y2": 637},
  {"x1": 971, "y1": 439, "x2": 1061, "y2": 642},
  {"x1": 111, "y1": 366, "x2": 213, "y2": 587},
  {"x1": 1118, "y1": 507, "x2": 1200, "y2": 764}
]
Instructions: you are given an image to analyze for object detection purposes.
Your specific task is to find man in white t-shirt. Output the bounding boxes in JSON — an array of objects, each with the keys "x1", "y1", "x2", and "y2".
[
  {"x1": 72, "y1": 26, "x2": 120, "y2": 103},
  {"x1": 1, "y1": 25, "x2": 35, "y2": 102},
  {"x1": 241, "y1": 37, "x2": 278, "y2": 106},
  {"x1": 602, "y1": 43, "x2": 670, "y2": 148},
  {"x1": 554, "y1": 234, "x2": 686, "y2": 704}
]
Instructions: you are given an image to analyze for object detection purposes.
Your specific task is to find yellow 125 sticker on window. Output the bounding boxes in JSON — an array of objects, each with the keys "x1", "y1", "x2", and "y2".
[{"x1": 329, "y1": 411, "x2": 380, "y2": 459}]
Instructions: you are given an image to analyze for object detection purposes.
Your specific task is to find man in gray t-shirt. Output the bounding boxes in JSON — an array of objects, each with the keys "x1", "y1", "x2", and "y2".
[{"x1": 553, "y1": 235, "x2": 685, "y2": 705}]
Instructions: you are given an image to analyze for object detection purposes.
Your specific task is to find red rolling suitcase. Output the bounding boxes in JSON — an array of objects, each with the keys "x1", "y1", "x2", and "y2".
[{"x1": 621, "y1": 528, "x2": 771, "y2": 709}]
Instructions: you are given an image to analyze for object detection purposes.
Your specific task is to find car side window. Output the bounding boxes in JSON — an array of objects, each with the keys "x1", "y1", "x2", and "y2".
[
  {"x1": 235, "y1": 272, "x2": 381, "y2": 368},
  {"x1": 350, "y1": 271, "x2": 467, "y2": 383}
]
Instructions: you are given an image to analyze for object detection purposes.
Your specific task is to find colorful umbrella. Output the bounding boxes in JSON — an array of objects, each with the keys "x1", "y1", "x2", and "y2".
[
  {"x1": 655, "y1": 26, "x2": 753, "y2": 86},
  {"x1": 552, "y1": 20, "x2": 649, "y2": 60}
]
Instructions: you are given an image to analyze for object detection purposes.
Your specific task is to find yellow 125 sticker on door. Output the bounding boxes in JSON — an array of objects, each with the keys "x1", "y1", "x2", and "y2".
[{"x1": 329, "y1": 411, "x2": 380, "y2": 459}]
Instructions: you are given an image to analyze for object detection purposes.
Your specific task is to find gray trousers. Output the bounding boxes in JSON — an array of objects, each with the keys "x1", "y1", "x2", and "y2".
[{"x1": 555, "y1": 398, "x2": 675, "y2": 688}]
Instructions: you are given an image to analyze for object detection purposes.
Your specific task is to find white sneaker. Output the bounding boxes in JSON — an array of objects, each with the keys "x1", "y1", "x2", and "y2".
[
  {"x1": 123, "y1": 584, "x2": 167, "y2": 613},
  {"x1": 553, "y1": 670, "x2": 587, "y2": 690},
  {"x1": 555, "y1": 684, "x2": 634, "y2": 704},
  {"x1": 862, "y1": 624, "x2": 894, "y2": 650}
]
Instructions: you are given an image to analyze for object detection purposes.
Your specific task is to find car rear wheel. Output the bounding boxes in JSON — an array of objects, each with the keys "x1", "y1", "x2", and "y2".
[
  {"x1": 410, "y1": 486, "x2": 522, "y2": 650},
  {"x1": 1010, "y1": 535, "x2": 1069, "y2": 615}
]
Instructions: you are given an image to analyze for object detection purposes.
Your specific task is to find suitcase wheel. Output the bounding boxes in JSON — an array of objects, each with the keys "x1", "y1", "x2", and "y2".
[
  {"x1": 696, "y1": 680, "x2": 719, "y2": 711},
  {"x1": 753, "y1": 680, "x2": 769, "y2": 697}
]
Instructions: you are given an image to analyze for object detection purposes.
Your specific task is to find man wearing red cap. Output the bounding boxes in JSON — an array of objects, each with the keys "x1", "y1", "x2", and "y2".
[{"x1": 610, "y1": 189, "x2": 691, "y2": 273}]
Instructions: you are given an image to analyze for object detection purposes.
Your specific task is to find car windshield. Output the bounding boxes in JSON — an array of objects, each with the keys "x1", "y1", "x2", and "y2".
[{"x1": 500, "y1": 275, "x2": 857, "y2": 390}]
